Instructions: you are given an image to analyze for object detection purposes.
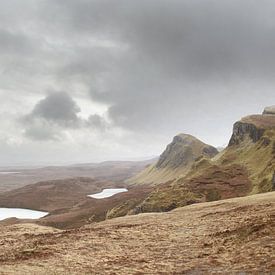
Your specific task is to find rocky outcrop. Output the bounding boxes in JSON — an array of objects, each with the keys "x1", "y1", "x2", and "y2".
[
  {"x1": 228, "y1": 121, "x2": 265, "y2": 146},
  {"x1": 228, "y1": 108, "x2": 275, "y2": 146},
  {"x1": 263, "y1": 105, "x2": 275, "y2": 115}
]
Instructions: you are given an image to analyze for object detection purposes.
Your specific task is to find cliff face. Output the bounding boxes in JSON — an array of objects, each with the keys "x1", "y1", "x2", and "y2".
[
  {"x1": 229, "y1": 112, "x2": 275, "y2": 146},
  {"x1": 228, "y1": 121, "x2": 265, "y2": 146},
  {"x1": 127, "y1": 134, "x2": 218, "y2": 185}
]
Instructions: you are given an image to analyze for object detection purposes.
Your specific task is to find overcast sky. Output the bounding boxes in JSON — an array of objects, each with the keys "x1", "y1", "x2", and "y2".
[{"x1": 0, "y1": 0, "x2": 275, "y2": 165}]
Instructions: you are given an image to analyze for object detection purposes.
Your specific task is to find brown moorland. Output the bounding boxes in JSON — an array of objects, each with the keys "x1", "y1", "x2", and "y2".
[
  {"x1": 0, "y1": 191, "x2": 274, "y2": 274},
  {"x1": 0, "y1": 177, "x2": 152, "y2": 229}
]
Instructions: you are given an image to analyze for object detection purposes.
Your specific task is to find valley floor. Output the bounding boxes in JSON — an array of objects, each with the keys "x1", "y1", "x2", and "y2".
[{"x1": 0, "y1": 192, "x2": 274, "y2": 274}]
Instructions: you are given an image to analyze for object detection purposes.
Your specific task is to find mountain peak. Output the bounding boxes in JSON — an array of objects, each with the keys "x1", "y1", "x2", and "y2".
[
  {"x1": 172, "y1": 133, "x2": 200, "y2": 144},
  {"x1": 128, "y1": 133, "x2": 218, "y2": 185},
  {"x1": 156, "y1": 134, "x2": 218, "y2": 170}
]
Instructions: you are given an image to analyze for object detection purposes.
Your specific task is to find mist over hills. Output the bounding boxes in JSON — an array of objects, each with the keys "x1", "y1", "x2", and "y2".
[{"x1": 0, "y1": 159, "x2": 154, "y2": 193}]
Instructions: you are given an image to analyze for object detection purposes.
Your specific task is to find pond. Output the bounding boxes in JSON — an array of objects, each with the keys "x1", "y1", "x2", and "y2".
[
  {"x1": 88, "y1": 188, "x2": 128, "y2": 199},
  {"x1": 0, "y1": 172, "x2": 20, "y2": 175},
  {"x1": 0, "y1": 208, "x2": 48, "y2": 221}
]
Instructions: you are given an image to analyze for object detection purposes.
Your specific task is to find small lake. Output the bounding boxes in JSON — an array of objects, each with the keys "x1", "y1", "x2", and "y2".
[
  {"x1": 0, "y1": 172, "x2": 20, "y2": 175},
  {"x1": 0, "y1": 208, "x2": 48, "y2": 221},
  {"x1": 88, "y1": 188, "x2": 128, "y2": 199}
]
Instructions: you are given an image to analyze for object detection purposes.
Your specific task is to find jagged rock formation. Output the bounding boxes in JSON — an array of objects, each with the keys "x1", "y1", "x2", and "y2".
[
  {"x1": 127, "y1": 134, "x2": 218, "y2": 185},
  {"x1": 228, "y1": 121, "x2": 265, "y2": 145}
]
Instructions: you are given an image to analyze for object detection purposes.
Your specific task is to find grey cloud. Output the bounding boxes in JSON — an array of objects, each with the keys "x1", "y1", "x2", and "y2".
[
  {"x1": 20, "y1": 91, "x2": 108, "y2": 141},
  {"x1": 24, "y1": 119, "x2": 62, "y2": 141},
  {"x1": 30, "y1": 92, "x2": 81, "y2": 128},
  {"x1": 0, "y1": 29, "x2": 35, "y2": 55},
  {"x1": 87, "y1": 114, "x2": 108, "y2": 131},
  {"x1": 39, "y1": 0, "x2": 275, "y2": 139},
  {"x1": 46, "y1": 0, "x2": 275, "y2": 79},
  {"x1": 20, "y1": 91, "x2": 81, "y2": 141}
]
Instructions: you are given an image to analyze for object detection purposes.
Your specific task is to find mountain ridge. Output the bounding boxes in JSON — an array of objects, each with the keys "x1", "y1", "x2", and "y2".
[{"x1": 111, "y1": 107, "x2": 275, "y2": 215}]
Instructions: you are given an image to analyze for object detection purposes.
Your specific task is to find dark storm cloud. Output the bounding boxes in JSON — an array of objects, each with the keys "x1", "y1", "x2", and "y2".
[
  {"x1": 47, "y1": 0, "x2": 275, "y2": 79},
  {"x1": 38, "y1": 0, "x2": 275, "y2": 137},
  {"x1": 19, "y1": 92, "x2": 81, "y2": 141},
  {"x1": 30, "y1": 92, "x2": 81, "y2": 127},
  {"x1": 21, "y1": 92, "x2": 107, "y2": 141}
]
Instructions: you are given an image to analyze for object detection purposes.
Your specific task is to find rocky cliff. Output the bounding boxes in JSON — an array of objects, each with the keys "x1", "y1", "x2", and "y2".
[{"x1": 228, "y1": 121, "x2": 265, "y2": 146}]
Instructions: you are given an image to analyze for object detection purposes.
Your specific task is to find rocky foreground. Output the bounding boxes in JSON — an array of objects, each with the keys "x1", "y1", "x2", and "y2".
[{"x1": 0, "y1": 192, "x2": 274, "y2": 274}]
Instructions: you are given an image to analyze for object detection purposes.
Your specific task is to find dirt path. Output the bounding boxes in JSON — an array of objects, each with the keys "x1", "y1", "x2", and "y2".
[{"x1": 0, "y1": 192, "x2": 274, "y2": 274}]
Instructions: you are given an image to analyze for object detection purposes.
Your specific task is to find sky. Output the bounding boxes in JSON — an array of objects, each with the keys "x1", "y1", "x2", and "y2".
[{"x1": 0, "y1": 0, "x2": 275, "y2": 165}]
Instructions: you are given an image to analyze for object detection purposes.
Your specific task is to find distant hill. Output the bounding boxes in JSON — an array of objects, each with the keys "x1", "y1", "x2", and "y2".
[
  {"x1": 127, "y1": 134, "x2": 218, "y2": 185},
  {"x1": 0, "y1": 159, "x2": 155, "y2": 193}
]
